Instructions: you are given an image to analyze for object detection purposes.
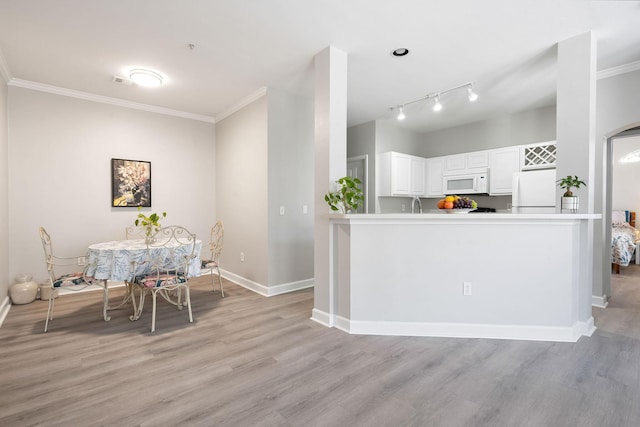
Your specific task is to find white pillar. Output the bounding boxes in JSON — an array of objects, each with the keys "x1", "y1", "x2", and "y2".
[
  {"x1": 556, "y1": 31, "x2": 597, "y2": 213},
  {"x1": 556, "y1": 31, "x2": 597, "y2": 313},
  {"x1": 312, "y1": 46, "x2": 348, "y2": 326}
]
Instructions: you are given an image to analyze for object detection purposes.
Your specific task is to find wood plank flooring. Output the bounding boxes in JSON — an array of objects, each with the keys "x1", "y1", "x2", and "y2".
[{"x1": 1, "y1": 272, "x2": 640, "y2": 426}]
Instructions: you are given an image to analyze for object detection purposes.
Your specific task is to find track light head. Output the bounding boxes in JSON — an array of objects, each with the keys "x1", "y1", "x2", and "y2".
[
  {"x1": 433, "y1": 95, "x2": 443, "y2": 112},
  {"x1": 397, "y1": 106, "x2": 406, "y2": 120},
  {"x1": 467, "y1": 85, "x2": 479, "y2": 102}
]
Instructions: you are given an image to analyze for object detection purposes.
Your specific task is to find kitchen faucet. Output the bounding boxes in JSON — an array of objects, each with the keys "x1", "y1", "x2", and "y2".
[{"x1": 411, "y1": 196, "x2": 422, "y2": 214}]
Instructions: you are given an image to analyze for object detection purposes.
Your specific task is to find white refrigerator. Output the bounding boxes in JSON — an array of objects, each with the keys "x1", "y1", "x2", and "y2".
[{"x1": 512, "y1": 169, "x2": 556, "y2": 212}]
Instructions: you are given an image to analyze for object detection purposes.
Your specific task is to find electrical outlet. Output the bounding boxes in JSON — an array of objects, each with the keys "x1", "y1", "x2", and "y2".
[
  {"x1": 463, "y1": 282, "x2": 472, "y2": 296},
  {"x1": 240, "y1": 252, "x2": 245, "y2": 262},
  {"x1": 77, "y1": 256, "x2": 86, "y2": 265},
  {"x1": 280, "y1": 206, "x2": 285, "y2": 215},
  {"x1": 401, "y1": 204, "x2": 406, "y2": 212},
  {"x1": 303, "y1": 205, "x2": 308, "y2": 214}
]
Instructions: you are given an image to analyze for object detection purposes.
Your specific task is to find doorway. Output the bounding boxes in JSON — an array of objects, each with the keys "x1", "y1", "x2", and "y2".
[
  {"x1": 605, "y1": 126, "x2": 640, "y2": 302},
  {"x1": 347, "y1": 155, "x2": 368, "y2": 213}
]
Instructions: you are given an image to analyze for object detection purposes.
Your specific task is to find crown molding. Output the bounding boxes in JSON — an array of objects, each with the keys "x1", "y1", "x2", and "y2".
[
  {"x1": 597, "y1": 60, "x2": 640, "y2": 80},
  {"x1": 0, "y1": 47, "x2": 12, "y2": 84},
  {"x1": 214, "y1": 87, "x2": 268, "y2": 122},
  {"x1": 7, "y1": 79, "x2": 215, "y2": 123}
]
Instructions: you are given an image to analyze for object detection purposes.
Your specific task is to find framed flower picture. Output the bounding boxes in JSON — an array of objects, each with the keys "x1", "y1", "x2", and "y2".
[{"x1": 111, "y1": 158, "x2": 151, "y2": 207}]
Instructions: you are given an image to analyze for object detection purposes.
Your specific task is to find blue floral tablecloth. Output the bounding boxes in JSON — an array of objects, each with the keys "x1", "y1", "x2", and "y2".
[{"x1": 85, "y1": 238, "x2": 202, "y2": 281}]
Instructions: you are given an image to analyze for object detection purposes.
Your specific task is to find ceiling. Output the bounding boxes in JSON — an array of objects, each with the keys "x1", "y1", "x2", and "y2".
[{"x1": 1, "y1": 0, "x2": 639, "y2": 133}]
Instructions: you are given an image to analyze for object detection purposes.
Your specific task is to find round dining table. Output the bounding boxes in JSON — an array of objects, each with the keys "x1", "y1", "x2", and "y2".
[{"x1": 84, "y1": 238, "x2": 202, "y2": 321}]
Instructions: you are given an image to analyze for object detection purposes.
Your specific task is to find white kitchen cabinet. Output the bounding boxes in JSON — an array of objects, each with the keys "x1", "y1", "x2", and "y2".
[
  {"x1": 444, "y1": 154, "x2": 466, "y2": 173},
  {"x1": 467, "y1": 151, "x2": 489, "y2": 169},
  {"x1": 444, "y1": 151, "x2": 489, "y2": 176},
  {"x1": 489, "y1": 146, "x2": 520, "y2": 195},
  {"x1": 521, "y1": 141, "x2": 557, "y2": 170},
  {"x1": 425, "y1": 157, "x2": 444, "y2": 197},
  {"x1": 377, "y1": 151, "x2": 426, "y2": 197}
]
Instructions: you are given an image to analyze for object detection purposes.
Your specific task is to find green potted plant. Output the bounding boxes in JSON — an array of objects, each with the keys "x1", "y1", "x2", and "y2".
[
  {"x1": 134, "y1": 206, "x2": 167, "y2": 239},
  {"x1": 324, "y1": 176, "x2": 364, "y2": 214},
  {"x1": 557, "y1": 175, "x2": 586, "y2": 212}
]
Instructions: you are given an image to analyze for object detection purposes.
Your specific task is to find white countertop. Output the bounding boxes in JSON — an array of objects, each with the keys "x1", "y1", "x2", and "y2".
[{"x1": 330, "y1": 210, "x2": 601, "y2": 221}]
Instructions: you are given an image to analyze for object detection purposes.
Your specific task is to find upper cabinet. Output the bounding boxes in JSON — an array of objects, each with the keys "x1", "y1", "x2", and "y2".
[
  {"x1": 377, "y1": 151, "x2": 426, "y2": 197},
  {"x1": 425, "y1": 157, "x2": 445, "y2": 197},
  {"x1": 521, "y1": 141, "x2": 557, "y2": 170},
  {"x1": 443, "y1": 151, "x2": 489, "y2": 175},
  {"x1": 467, "y1": 151, "x2": 490, "y2": 169},
  {"x1": 489, "y1": 146, "x2": 520, "y2": 195}
]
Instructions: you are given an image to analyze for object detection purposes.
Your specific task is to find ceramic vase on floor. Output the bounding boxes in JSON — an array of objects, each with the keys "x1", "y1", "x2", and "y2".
[{"x1": 9, "y1": 274, "x2": 39, "y2": 304}]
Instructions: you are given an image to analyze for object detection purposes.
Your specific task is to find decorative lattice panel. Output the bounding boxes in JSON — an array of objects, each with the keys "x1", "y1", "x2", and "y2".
[{"x1": 522, "y1": 143, "x2": 557, "y2": 170}]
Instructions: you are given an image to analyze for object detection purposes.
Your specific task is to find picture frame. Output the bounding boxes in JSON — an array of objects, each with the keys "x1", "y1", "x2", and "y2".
[{"x1": 111, "y1": 158, "x2": 151, "y2": 207}]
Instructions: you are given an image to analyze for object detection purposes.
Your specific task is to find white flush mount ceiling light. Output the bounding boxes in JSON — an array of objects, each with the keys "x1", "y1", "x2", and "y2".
[
  {"x1": 129, "y1": 68, "x2": 163, "y2": 87},
  {"x1": 392, "y1": 82, "x2": 478, "y2": 121}
]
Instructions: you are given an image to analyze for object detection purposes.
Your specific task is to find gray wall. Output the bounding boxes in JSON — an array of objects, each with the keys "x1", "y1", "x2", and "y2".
[
  {"x1": 347, "y1": 121, "x2": 375, "y2": 213},
  {"x1": 0, "y1": 76, "x2": 8, "y2": 303},
  {"x1": 418, "y1": 105, "x2": 556, "y2": 158},
  {"x1": 216, "y1": 96, "x2": 269, "y2": 285},
  {"x1": 374, "y1": 121, "x2": 424, "y2": 213},
  {"x1": 267, "y1": 90, "x2": 314, "y2": 286},
  {"x1": 216, "y1": 89, "x2": 315, "y2": 290},
  {"x1": 8, "y1": 87, "x2": 216, "y2": 285}
]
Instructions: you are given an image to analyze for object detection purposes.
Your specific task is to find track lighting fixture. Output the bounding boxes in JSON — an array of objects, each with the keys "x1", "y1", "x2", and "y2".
[
  {"x1": 467, "y1": 84, "x2": 479, "y2": 102},
  {"x1": 392, "y1": 82, "x2": 478, "y2": 121},
  {"x1": 397, "y1": 106, "x2": 406, "y2": 120},
  {"x1": 432, "y1": 95, "x2": 442, "y2": 112}
]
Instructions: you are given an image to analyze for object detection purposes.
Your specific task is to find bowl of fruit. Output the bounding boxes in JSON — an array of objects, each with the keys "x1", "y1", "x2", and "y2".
[{"x1": 436, "y1": 195, "x2": 477, "y2": 213}]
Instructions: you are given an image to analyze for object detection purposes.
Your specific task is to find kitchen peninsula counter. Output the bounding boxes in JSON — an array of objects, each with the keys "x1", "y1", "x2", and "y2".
[{"x1": 313, "y1": 211, "x2": 600, "y2": 342}]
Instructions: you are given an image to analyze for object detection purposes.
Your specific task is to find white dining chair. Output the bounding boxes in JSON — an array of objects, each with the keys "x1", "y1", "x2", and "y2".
[
  {"x1": 128, "y1": 225, "x2": 197, "y2": 332},
  {"x1": 201, "y1": 221, "x2": 224, "y2": 297},
  {"x1": 39, "y1": 226, "x2": 97, "y2": 332}
]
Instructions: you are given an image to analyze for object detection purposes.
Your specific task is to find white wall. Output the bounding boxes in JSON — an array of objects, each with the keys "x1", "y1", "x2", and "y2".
[
  {"x1": 0, "y1": 75, "x2": 8, "y2": 301},
  {"x1": 8, "y1": 87, "x2": 216, "y2": 284},
  {"x1": 596, "y1": 69, "x2": 640, "y2": 299},
  {"x1": 612, "y1": 136, "x2": 640, "y2": 211}
]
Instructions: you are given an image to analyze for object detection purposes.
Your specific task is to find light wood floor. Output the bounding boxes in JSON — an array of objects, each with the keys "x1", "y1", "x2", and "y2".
[{"x1": 2, "y1": 272, "x2": 640, "y2": 426}]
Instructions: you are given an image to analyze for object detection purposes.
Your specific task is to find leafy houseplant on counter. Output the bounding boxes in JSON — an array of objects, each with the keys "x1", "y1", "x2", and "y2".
[
  {"x1": 557, "y1": 175, "x2": 586, "y2": 212},
  {"x1": 324, "y1": 176, "x2": 364, "y2": 213},
  {"x1": 134, "y1": 206, "x2": 167, "y2": 241}
]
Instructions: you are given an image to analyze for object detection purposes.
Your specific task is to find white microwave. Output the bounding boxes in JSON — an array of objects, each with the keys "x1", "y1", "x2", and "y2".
[{"x1": 443, "y1": 172, "x2": 489, "y2": 195}]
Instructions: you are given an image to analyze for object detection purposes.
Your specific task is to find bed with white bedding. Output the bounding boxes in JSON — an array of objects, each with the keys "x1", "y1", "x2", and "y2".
[{"x1": 612, "y1": 210, "x2": 639, "y2": 274}]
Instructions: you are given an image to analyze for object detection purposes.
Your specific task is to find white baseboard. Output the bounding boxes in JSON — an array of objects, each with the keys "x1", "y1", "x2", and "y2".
[
  {"x1": 592, "y1": 294, "x2": 608, "y2": 308},
  {"x1": 322, "y1": 315, "x2": 596, "y2": 343},
  {"x1": 310, "y1": 308, "x2": 332, "y2": 327},
  {"x1": 218, "y1": 269, "x2": 313, "y2": 297},
  {"x1": 0, "y1": 296, "x2": 10, "y2": 328}
]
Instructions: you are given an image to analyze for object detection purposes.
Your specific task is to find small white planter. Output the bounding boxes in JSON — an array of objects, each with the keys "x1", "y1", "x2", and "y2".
[{"x1": 561, "y1": 196, "x2": 579, "y2": 213}]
